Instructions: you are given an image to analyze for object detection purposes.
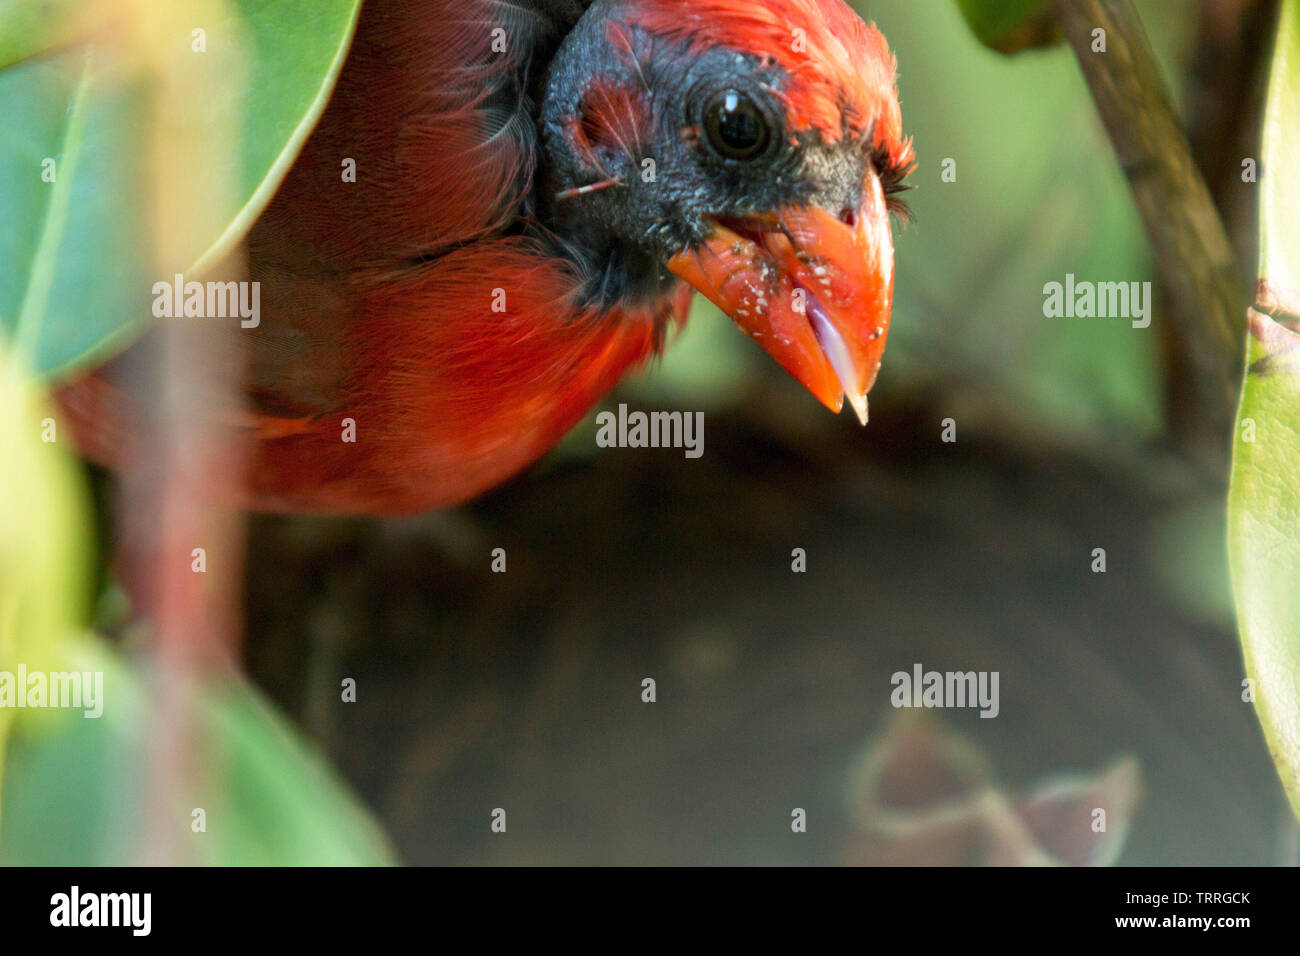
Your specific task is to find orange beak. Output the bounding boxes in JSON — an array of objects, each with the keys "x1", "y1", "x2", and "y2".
[{"x1": 666, "y1": 177, "x2": 895, "y2": 424}]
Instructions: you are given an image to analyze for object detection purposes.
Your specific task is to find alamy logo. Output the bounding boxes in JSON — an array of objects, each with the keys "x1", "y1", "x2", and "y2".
[
  {"x1": 1042, "y1": 273, "x2": 1152, "y2": 328},
  {"x1": 595, "y1": 403, "x2": 704, "y2": 459},
  {"x1": 890, "y1": 663, "x2": 1000, "y2": 718},
  {"x1": 152, "y1": 274, "x2": 261, "y2": 328},
  {"x1": 50, "y1": 886, "x2": 151, "y2": 936},
  {"x1": 0, "y1": 665, "x2": 103, "y2": 718}
]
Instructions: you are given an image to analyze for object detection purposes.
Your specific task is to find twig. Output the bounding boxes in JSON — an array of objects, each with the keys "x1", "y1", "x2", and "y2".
[
  {"x1": 1054, "y1": 0, "x2": 1248, "y2": 411},
  {"x1": 117, "y1": 316, "x2": 248, "y2": 865}
]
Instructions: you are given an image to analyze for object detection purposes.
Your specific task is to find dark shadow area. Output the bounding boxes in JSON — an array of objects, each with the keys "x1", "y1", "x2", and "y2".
[{"x1": 245, "y1": 391, "x2": 1283, "y2": 865}]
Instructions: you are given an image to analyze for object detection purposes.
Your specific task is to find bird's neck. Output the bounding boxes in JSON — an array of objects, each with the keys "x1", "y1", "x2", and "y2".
[{"x1": 533, "y1": 0, "x2": 686, "y2": 314}]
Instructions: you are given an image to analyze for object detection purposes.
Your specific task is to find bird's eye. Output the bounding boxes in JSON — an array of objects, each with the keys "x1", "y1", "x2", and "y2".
[{"x1": 704, "y1": 90, "x2": 772, "y2": 161}]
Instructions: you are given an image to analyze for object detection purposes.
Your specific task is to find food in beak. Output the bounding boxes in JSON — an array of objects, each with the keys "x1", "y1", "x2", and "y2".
[{"x1": 666, "y1": 184, "x2": 895, "y2": 425}]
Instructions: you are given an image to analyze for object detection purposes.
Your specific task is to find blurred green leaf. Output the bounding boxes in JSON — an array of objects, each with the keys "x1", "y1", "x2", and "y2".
[
  {"x1": 0, "y1": 0, "x2": 108, "y2": 70},
  {"x1": 0, "y1": 361, "x2": 94, "y2": 806},
  {"x1": 0, "y1": 637, "x2": 395, "y2": 865},
  {"x1": 0, "y1": 0, "x2": 360, "y2": 379},
  {"x1": 0, "y1": 46, "x2": 153, "y2": 378},
  {"x1": 1260, "y1": 0, "x2": 1300, "y2": 317},
  {"x1": 954, "y1": 0, "x2": 1060, "y2": 54},
  {"x1": 1228, "y1": 0, "x2": 1300, "y2": 823}
]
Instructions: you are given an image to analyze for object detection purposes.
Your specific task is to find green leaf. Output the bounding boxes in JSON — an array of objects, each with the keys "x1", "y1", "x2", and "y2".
[
  {"x1": 954, "y1": 0, "x2": 1059, "y2": 54},
  {"x1": 0, "y1": 637, "x2": 396, "y2": 865},
  {"x1": 1260, "y1": 0, "x2": 1300, "y2": 317},
  {"x1": 1228, "y1": 0, "x2": 1300, "y2": 822},
  {"x1": 0, "y1": 47, "x2": 153, "y2": 377},
  {"x1": 1228, "y1": 315, "x2": 1300, "y2": 820},
  {"x1": 0, "y1": 0, "x2": 106, "y2": 70},
  {"x1": 0, "y1": 362, "x2": 95, "y2": 808},
  {"x1": 0, "y1": 0, "x2": 360, "y2": 379}
]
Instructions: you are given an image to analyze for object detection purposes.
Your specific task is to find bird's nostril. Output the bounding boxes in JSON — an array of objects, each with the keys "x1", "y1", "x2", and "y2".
[{"x1": 839, "y1": 207, "x2": 857, "y2": 228}]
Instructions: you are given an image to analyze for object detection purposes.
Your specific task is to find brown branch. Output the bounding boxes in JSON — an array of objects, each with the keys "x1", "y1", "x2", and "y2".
[{"x1": 1054, "y1": 0, "x2": 1249, "y2": 413}]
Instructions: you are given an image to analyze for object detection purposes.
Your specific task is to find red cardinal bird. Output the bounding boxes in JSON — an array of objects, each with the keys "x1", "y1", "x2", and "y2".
[{"x1": 63, "y1": 0, "x2": 912, "y2": 514}]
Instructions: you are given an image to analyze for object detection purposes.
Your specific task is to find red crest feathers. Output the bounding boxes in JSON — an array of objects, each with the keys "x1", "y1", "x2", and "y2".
[{"x1": 624, "y1": 0, "x2": 911, "y2": 169}]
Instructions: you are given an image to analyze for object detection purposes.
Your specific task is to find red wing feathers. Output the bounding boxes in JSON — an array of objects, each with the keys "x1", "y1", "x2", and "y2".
[{"x1": 245, "y1": 239, "x2": 682, "y2": 513}]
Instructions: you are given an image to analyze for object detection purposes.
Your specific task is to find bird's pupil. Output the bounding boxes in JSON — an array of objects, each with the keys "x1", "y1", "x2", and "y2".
[{"x1": 707, "y1": 90, "x2": 769, "y2": 160}]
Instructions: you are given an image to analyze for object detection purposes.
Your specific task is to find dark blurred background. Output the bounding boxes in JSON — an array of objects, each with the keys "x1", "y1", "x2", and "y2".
[{"x1": 239, "y1": 0, "x2": 1292, "y2": 864}]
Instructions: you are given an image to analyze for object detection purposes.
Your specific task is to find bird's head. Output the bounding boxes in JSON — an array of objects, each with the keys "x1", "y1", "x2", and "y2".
[{"x1": 540, "y1": 0, "x2": 913, "y2": 423}]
